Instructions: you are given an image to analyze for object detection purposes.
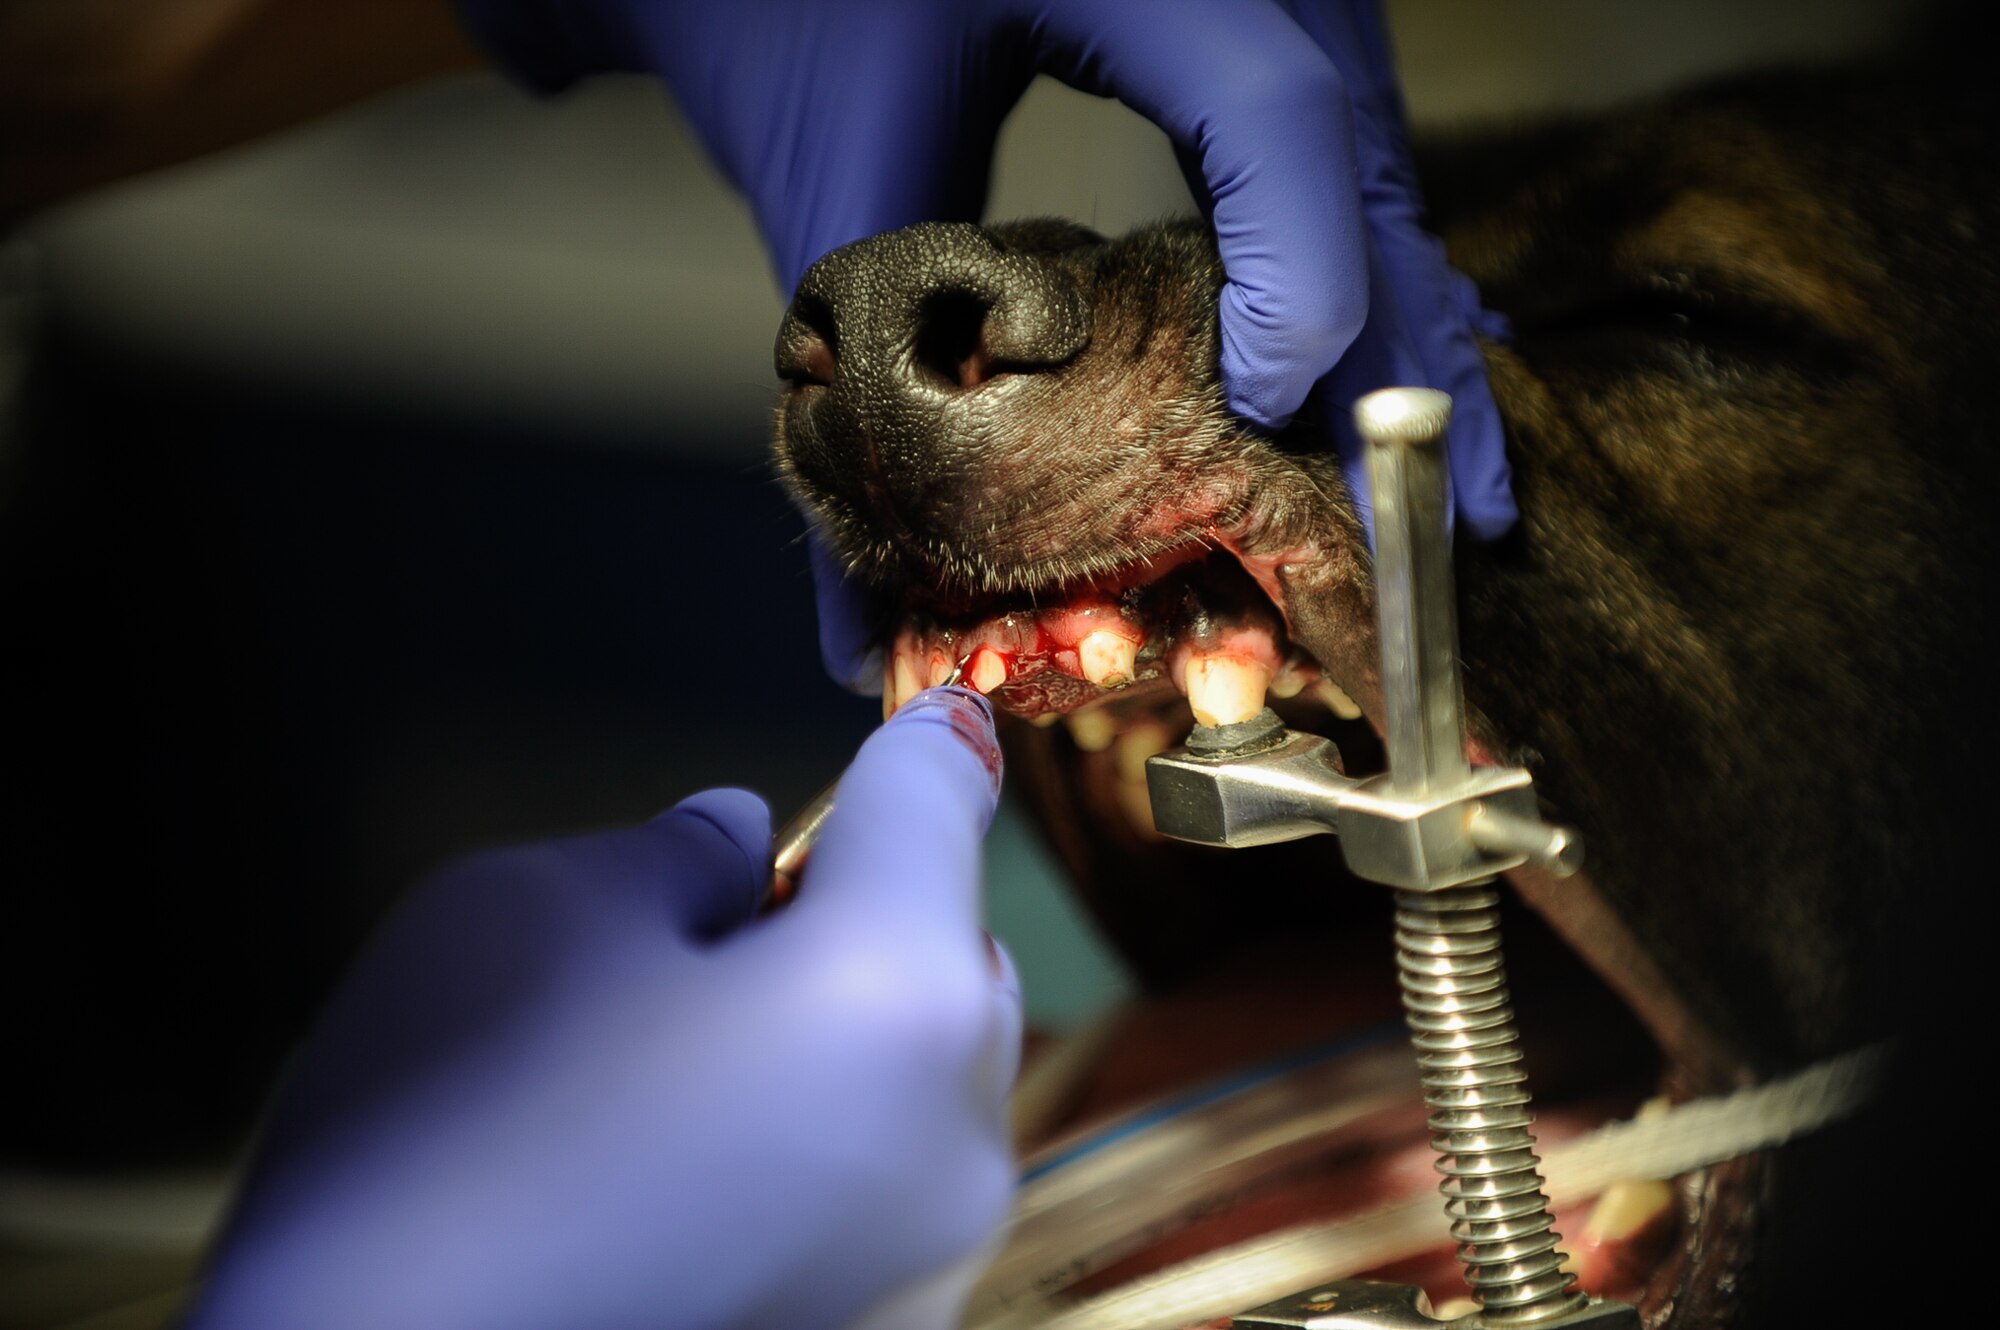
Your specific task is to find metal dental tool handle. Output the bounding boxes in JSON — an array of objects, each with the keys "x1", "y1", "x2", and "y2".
[
  {"x1": 1360, "y1": 389, "x2": 1472, "y2": 798},
  {"x1": 1356, "y1": 389, "x2": 1592, "y2": 1327}
]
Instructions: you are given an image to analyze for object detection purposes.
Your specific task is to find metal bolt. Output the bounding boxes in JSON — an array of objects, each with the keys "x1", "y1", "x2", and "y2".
[{"x1": 1359, "y1": 389, "x2": 1587, "y2": 1323}]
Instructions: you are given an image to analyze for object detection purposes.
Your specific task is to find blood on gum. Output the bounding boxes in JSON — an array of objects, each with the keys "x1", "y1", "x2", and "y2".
[{"x1": 895, "y1": 555, "x2": 1295, "y2": 715}]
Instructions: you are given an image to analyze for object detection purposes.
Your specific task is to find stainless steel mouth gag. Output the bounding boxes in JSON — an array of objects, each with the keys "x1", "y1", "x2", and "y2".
[{"x1": 1145, "y1": 388, "x2": 1633, "y2": 1330}]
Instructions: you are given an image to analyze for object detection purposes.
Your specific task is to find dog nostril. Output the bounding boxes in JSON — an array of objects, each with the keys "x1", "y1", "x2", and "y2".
[
  {"x1": 913, "y1": 289, "x2": 1000, "y2": 390},
  {"x1": 791, "y1": 335, "x2": 836, "y2": 388},
  {"x1": 776, "y1": 295, "x2": 838, "y2": 388}
]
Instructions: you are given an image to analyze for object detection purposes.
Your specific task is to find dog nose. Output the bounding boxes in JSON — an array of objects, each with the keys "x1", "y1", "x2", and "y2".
[{"x1": 776, "y1": 222, "x2": 1091, "y2": 399}]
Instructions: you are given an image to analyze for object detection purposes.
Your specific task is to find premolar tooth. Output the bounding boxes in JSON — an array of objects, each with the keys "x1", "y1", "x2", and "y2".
[
  {"x1": 1315, "y1": 678, "x2": 1363, "y2": 720},
  {"x1": 967, "y1": 647, "x2": 1007, "y2": 695},
  {"x1": 1077, "y1": 631, "x2": 1139, "y2": 686},
  {"x1": 1582, "y1": 1177, "x2": 1675, "y2": 1244},
  {"x1": 1065, "y1": 708, "x2": 1116, "y2": 752},
  {"x1": 926, "y1": 651, "x2": 956, "y2": 687},
  {"x1": 1185, "y1": 654, "x2": 1272, "y2": 727}
]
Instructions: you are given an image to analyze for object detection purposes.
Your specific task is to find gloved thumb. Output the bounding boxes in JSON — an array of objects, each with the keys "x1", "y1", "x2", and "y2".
[{"x1": 647, "y1": 788, "x2": 772, "y2": 940}]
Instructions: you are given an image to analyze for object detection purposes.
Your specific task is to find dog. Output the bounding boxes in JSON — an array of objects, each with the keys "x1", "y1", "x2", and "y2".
[{"x1": 772, "y1": 50, "x2": 1992, "y2": 1330}]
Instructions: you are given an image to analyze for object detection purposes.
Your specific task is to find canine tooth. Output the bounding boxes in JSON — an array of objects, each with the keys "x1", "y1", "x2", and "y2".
[
  {"x1": 1269, "y1": 668, "x2": 1308, "y2": 699},
  {"x1": 1582, "y1": 1178, "x2": 1675, "y2": 1244},
  {"x1": 967, "y1": 647, "x2": 1007, "y2": 695},
  {"x1": 1315, "y1": 678, "x2": 1363, "y2": 720},
  {"x1": 1185, "y1": 654, "x2": 1272, "y2": 727},
  {"x1": 1066, "y1": 708, "x2": 1117, "y2": 752},
  {"x1": 886, "y1": 648, "x2": 923, "y2": 718},
  {"x1": 1435, "y1": 1299, "x2": 1480, "y2": 1321},
  {"x1": 1077, "y1": 630, "x2": 1139, "y2": 686},
  {"x1": 927, "y1": 651, "x2": 956, "y2": 687},
  {"x1": 1031, "y1": 711, "x2": 1060, "y2": 728},
  {"x1": 1112, "y1": 722, "x2": 1171, "y2": 836}
]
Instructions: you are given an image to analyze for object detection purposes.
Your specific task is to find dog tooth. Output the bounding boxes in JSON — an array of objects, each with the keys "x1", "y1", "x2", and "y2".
[
  {"x1": 1582, "y1": 1177, "x2": 1675, "y2": 1244},
  {"x1": 1185, "y1": 653, "x2": 1272, "y2": 727},
  {"x1": 1066, "y1": 708, "x2": 1117, "y2": 752},
  {"x1": 1077, "y1": 630, "x2": 1139, "y2": 686},
  {"x1": 1315, "y1": 678, "x2": 1363, "y2": 720},
  {"x1": 1581, "y1": 1098, "x2": 1675, "y2": 1244},
  {"x1": 927, "y1": 651, "x2": 956, "y2": 687},
  {"x1": 1434, "y1": 1299, "x2": 1480, "y2": 1321},
  {"x1": 1112, "y1": 721, "x2": 1171, "y2": 837},
  {"x1": 1112, "y1": 720, "x2": 1171, "y2": 785},
  {"x1": 1031, "y1": 711, "x2": 1060, "y2": 728},
  {"x1": 966, "y1": 647, "x2": 1008, "y2": 695},
  {"x1": 886, "y1": 646, "x2": 923, "y2": 718},
  {"x1": 1269, "y1": 668, "x2": 1308, "y2": 700}
]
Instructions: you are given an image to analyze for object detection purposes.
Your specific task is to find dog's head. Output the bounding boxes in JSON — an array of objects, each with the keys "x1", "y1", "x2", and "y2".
[{"x1": 774, "y1": 61, "x2": 1991, "y2": 1329}]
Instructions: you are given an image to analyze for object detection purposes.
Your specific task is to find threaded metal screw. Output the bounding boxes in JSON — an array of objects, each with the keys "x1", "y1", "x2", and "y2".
[{"x1": 1395, "y1": 883, "x2": 1587, "y2": 1323}]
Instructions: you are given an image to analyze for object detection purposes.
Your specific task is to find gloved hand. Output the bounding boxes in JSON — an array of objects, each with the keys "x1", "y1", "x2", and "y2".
[
  {"x1": 456, "y1": 0, "x2": 1515, "y2": 687},
  {"x1": 186, "y1": 687, "x2": 1019, "y2": 1330}
]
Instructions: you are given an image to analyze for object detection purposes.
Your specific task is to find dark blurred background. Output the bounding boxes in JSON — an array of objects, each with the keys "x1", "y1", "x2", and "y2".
[{"x1": 0, "y1": 3, "x2": 1909, "y2": 1325}]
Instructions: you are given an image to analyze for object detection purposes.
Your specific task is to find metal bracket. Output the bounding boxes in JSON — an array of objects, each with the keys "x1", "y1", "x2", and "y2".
[{"x1": 1145, "y1": 719, "x2": 1579, "y2": 888}]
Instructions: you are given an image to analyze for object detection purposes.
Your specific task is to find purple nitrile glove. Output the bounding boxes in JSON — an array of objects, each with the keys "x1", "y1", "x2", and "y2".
[
  {"x1": 455, "y1": 0, "x2": 1516, "y2": 687},
  {"x1": 186, "y1": 687, "x2": 1019, "y2": 1330}
]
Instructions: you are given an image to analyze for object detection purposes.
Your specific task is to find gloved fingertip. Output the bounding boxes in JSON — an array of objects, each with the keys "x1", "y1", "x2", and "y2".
[
  {"x1": 1220, "y1": 324, "x2": 1340, "y2": 435},
  {"x1": 1223, "y1": 387, "x2": 1295, "y2": 435},
  {"x1": 983, "y1": 931, "x2": 1020, "y2": 1002},
  {"x1": 1470, "y1": 305, "x2": 1514, "y2": 345},
  {"x1": 1460, "y1": 507, "x2": 1518, "y2": 544},
  {"x1": 895, "y1": 684, "x2": 996, "y2": 727},
  {"x1": 652, "y1": 789, "x2": 772, "y2": 937},
  {"x1": 1457, "y1": 480, "x2": 1520, "y2": 541},
  {"x1": 1443, "y1": 266, "x2": 1513, "y2": 346},
  {"x1": 662, "y1": 787, "x2": 772, "y2": 861},
  {"x1": 885, "y1": 687, "x2": 1003, "y2": 817}
]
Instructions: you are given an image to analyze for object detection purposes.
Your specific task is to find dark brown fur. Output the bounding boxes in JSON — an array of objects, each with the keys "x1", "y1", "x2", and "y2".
[{"x1": 777, "y1": 58, "x2": 1992, "y2": 1329}]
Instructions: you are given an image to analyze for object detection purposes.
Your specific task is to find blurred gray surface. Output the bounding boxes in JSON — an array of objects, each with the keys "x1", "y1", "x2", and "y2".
[
  {"x1": 20, "y1": 2, "x2": 1909, "y2": 458},
  {"x1": 22, "y1": 73, "x2": 1194, "y2": 460}
]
